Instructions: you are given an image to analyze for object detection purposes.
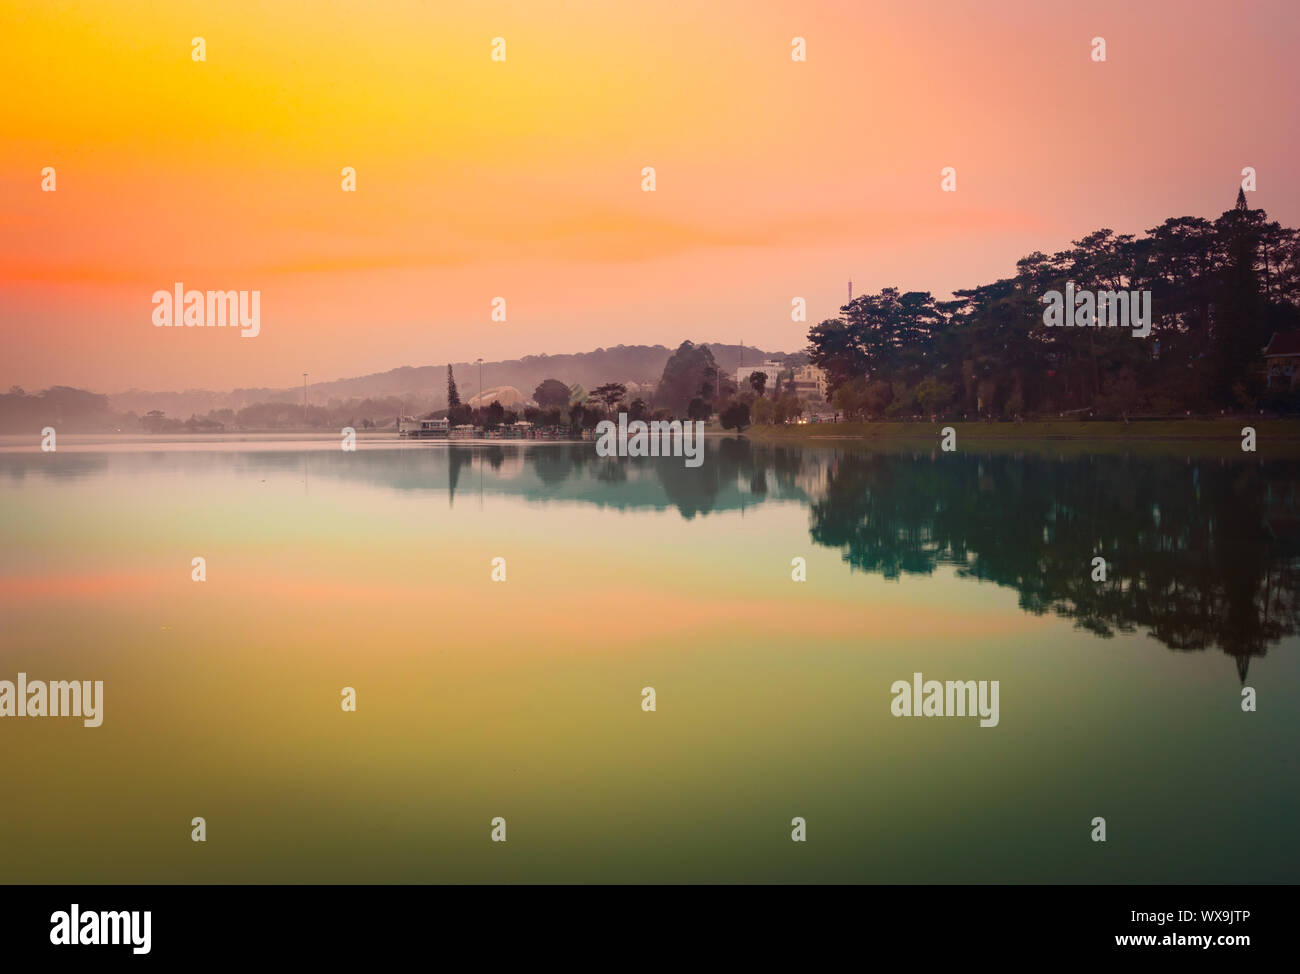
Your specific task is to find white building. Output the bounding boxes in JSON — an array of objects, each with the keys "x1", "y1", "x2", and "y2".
[
  {"x1": 398, "y1": 416, "x2": 450, "y2": 437},
  {"x1": 736, "y1": 361, "x2": 782, "y2": 388},
  {"x1": 732, "y1": 361, "x2": 826, "y2": 400}
]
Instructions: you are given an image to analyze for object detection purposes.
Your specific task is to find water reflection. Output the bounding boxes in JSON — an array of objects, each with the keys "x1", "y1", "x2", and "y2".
[
  {"x1": 4, "y1": 439, "x2": 1297, "y2": 677},
  {"x1": 807, "y1": 449, "x2": 1300, "y2": 682}
]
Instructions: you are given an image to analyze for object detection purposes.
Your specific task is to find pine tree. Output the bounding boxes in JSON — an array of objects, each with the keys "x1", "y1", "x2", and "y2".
[
  {"x1": 1213, "y1": 188, "x2": 1265, "y2": 404},
  {"x1": 447, "y1": 365, "x2": 461, "y2": 409}
]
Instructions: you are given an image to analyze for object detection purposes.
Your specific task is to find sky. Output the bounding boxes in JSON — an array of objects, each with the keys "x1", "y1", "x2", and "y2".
[{"x1": 2, "y1": 0, "x2": 1297, "y2": 393}]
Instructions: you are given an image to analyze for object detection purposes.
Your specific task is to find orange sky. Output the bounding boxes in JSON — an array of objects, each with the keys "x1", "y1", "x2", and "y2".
[{"x1": 2, "y1": 0, "x2": 1297, "y2": 392}]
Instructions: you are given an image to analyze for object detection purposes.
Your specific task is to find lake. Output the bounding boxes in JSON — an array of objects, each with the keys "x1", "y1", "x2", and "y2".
[{"x1": 1, "y1": 434, "x2": 1297, "y2": 882}]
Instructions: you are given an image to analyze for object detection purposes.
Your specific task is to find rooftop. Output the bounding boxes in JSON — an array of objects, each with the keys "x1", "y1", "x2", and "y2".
[{"x1": 1264, "y1": 332, "x2": 1300, "y2": 357}]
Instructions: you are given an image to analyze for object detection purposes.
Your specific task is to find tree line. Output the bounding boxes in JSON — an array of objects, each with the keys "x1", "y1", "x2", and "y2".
[{"x1": 808, "y1": 191, "x2": 1300, "y2": 420}]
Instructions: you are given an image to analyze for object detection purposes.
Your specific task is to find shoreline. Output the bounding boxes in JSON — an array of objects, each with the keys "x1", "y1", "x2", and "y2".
[{"x1": 742, "y1": 419, "x2": 1300, "y2": 456}]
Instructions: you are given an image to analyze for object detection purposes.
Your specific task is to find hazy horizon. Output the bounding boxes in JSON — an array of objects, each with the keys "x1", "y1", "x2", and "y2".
[{"x1": 47, "y1": 338, "x2": 797, "y2": 398}]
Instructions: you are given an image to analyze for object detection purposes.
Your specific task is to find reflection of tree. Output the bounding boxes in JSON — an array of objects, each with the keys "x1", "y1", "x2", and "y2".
[
  {"x1": 447, "y1": 447, "x2": 472, "y2": 506},
  {"x1": 45, "y1": 439, "x2": 1296, "y2": 680},
  {"x1": 648, "y1": 438, "x2": 805, "y2": 519},
  {"x1": 809, "y1": 451, "x2": 1300, "y2": 679},
  {"x1": 595, "y1": 458, "x2": 627, "y2": 483},
  {"x1": 652, "y1": 450, "x2": 729, "y2": 519},
  {"x1": 529, "y1": 445, "x2": 581, "y2": 486}
]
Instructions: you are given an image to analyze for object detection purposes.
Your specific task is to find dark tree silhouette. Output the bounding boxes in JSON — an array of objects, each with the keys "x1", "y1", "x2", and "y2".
[
  {"x1": 721, "y1": 400, "x2": 751, "y2": 434},
  {"x1": 447, "y1": 365, "x2": 461, "y2": 409},
  {"x1": 808, "y1": 193, "x2": 1300, "y2": 417},
  {"x1": 533, "y1": 378, "x2": 571, "y2": 409}
]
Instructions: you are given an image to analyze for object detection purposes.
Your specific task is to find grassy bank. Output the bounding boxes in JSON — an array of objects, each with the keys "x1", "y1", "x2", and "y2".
[{"x1": 742, "y1": 419, "x2": 1300, "y2": 457}]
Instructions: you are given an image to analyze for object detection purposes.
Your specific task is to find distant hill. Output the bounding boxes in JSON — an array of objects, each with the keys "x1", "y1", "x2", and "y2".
[{"x1": 108, "y1": 342, "x2": 803, "y2": 416}]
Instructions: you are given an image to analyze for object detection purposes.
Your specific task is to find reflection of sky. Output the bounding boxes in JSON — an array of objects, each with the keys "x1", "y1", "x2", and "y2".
[{"x1": 0, "y1": 438, "x2": 1002, "y2": 624}]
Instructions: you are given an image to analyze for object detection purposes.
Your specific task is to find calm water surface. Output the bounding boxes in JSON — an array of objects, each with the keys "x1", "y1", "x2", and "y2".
[{"x1": 1, "y1": 435, "x2": 1297, "y2": 882}]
